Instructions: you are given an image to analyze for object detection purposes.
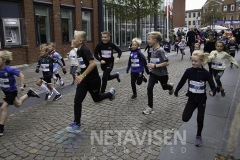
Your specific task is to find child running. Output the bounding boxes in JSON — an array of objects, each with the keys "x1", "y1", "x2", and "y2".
[
  {"x1": 226, "y1": 38, "x2": 239, "y2": 68},
  {"x1": 172, "y1": 37, "x2": 180, "y2": 54},
  {"x1": 66, "y1": 31, "x2": 115, "y2": 133},
  {"x1": 208, "y1": 41, "x2": 239, "y2": 97},
  {"x1": 48, "y1": 42, "x2": 67, "y2": 87},
  {"x1": 163, "y1": 38, "x2": 171, "y2": 53},
  {"x1": 174, "y1": 50, "x2": 216, "y2": 147},
  {"x1": 67, "y1": 43, "x2": 78, "y2": 85},
  {"x1": 0, "y1": 50, "x2": 40, "y2": 136},
  {"x1": 142, "y1": 31, "x2": 174, "y2": 115},
  {"x1": 94, "y1": 31, "x2": 121, "y2": 93},
  {"x1": 35, "y1": 44, "x2": 62, "y2": 101},
  {"x1": 204, "y1": 33, "x2": 216, "y2": 76},
  {"x1": 126, "y1": 38, "x2": 149, "y2": 100},
  {"x1": 194, "y1": 43, "x2": 201, "y2": 51},
  {"x1": 178, "y1": 39, "x2": 187, "y2": 59}
]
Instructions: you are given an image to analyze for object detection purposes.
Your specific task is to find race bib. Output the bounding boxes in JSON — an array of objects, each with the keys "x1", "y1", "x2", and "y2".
[
  {"x1": 70, "y1": 55, "x2": 76, "y2": 60},
  {"x1": 189, "y1": 80, "x2": 205, "y2": 94},
  {"x1": 131, "y1": 59, "x2": 140, "y2": 67},
  {"x1": 101, "y1": 50, "x2": 111, "y2": 58},
  {"x1": 78, "y1": 57, "x2": 86, "y2": 68},
  {"x1": 0, "y1": 78, "x2": 10, "y2": 88},
  {"x1": 212, "y1": 61, "x2": 223, "y2": 68},
  {"x1": 41, "y1": 64, "x2": 50, "y2": 71},
  {"x1": 150, "y1": 58, "x2": 160, "y2": 64}
]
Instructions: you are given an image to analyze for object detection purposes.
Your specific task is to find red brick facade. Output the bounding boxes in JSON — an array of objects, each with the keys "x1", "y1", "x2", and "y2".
[
  {"x1": 172, "y1": 0, "x2": 186, "y2": 28},
  {"x1": 0, "y1": 0, "x2": 99, "y2": 65}
]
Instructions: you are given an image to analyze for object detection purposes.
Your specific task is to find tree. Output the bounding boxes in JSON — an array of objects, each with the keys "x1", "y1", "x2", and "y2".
[
  {"x1": 201, "y1": 0, "x2": 225, "y2": 27},
  {"x1": 104, "y1": 0, "x2": 163, "y2": 37}
]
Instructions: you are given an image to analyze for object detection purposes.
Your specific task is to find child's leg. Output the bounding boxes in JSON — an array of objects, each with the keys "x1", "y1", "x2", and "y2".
[
  {"x1": 158, "y1": 75, "x2": 173, "y2": 91},
  {"x1": 147, "y1": 74, "x2": 157, "y2": 108},
  {"x1": 196, "y1": 101, "x2": 207, "y2": 137},
  {"x1": 0, "y1": 102, "x2": 10, "y2": 125},
  {"x1": 131, "y1": 72, "x2": 138, "y2": 96},
  {"x1": 101, "y1": 66, "x2": 113, "y2": 93},
  {"x1": 182, "y1": 99, "x2": 197, "y2": 122},
  {"x1": 212, "y1": 69, "x2": 224, "y2": 90},
  {"x1": 13, "y1": 95, "x2": 28, "y2": 107}
]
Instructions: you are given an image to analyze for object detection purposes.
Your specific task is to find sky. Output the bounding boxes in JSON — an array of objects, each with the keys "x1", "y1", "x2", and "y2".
[{"x1": 186, "y1": 0, "x2": 207, "y2": 10}]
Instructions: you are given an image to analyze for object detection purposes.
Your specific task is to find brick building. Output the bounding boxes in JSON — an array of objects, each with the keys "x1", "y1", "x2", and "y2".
[
  {"x1": 0, "y1": 0, "x2": 100, "y2": 65},
  {"x1": 202, "y1": 0, "x2": 240, "y2": 29},
  {"x1": 172, "y1": 0, "x2": 186, "y2": 28}
]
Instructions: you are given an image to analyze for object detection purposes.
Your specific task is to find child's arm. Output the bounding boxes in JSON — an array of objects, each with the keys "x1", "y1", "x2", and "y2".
[
  {"x1": 75, "y1": 60, "x2": 96, "y2": 84},
  {"x1": 35, "y1": 59, "x2": 41, "y2": 73},
  {"x1": 113, "y1": 44, "x2": 122, "y2": 62},
  {"x1": 174, "y1": 69, "x2": 188, "y2": 97},
  {"x1": 139, "y1": 52, "x2": 150, "y2": 74},
  {"x1": 93, "y1": 44, "x2": 101, "y2": 62},
  {"x1": 225, "y1": 53, "x2": 239, "y2": 68},
  {"x1": 18, "y1": 72, "x2": 25, "y2": 91},
  {"x1": 207, "y1": 72, "x2": 216, "y2": 96}
]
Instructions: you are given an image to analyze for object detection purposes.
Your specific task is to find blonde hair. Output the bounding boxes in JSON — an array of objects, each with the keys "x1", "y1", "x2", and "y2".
[
  {"x1": 192, "y1": 50, "x2": 209, "y2": 66},
  {"x1": 148, "y1": 31, "x2": 162, "y2": 42},
  {"x1": 132, "y1": 38, "x2": 142, "y2": 46},
  {"x1": 101, "y1": 31, "x2": 111, "y2": 37},
  {"x1": 74, "y1": 30, "x2": 87, "y2": 42},
  {"x1": 40, "y1": 43, "x2": 48, "y2": 53},
  {"x1": 194, "y1": 43, "x2": 200, "y2": 48},
  {"x1": 0, "y1": 50, "x2": 13, "y2": 65},
  {"x1": 48, "y1": 42, "x2": 56, "y2": 49}
]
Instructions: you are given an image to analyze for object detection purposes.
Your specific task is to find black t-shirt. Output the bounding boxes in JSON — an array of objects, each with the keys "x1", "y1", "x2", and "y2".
[
  {"x1": 94, "y1": 42, "x2": 122, "y2": 63},
  {"x1": 77, "y1": 45, "x2": 99, "y2": 78},
  {"x1": 204, "y1": 41, "x2": 216, "y2": 53}
]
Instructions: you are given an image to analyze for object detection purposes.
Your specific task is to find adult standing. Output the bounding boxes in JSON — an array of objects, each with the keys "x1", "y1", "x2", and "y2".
[
  {"x1": 203, "y1": 26, "x2": 214, "y2": 45},
  {"x1": 186, "y1": 27, "x2": 197, "y2": 57}
]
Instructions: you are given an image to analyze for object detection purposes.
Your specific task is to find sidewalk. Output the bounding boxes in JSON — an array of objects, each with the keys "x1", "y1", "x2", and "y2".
[{"x1": 157, "y1": 52, "x2": 240, "y2": 160}]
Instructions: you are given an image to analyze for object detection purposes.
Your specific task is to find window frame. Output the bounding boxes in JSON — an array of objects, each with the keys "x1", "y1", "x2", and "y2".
[
  {"x1": 81, "y1": 8, "x2": 93, "y2": 42},
  {"x1": 60, "y1": 6, "x2": 75, "y2": 44},
  {"x1": 223, "y1": 5, "x2": 227, "y2": 12},
  {"x1": 34, "y1": 4, "x2": 52, "y2": 46},
  {"x1": 231, "y1": 4, "x2": 235, "y2": 11}
]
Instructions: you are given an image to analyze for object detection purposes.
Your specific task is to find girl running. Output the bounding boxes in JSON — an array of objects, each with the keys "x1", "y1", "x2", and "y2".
[
  {"x1": 178, "y1": 39, "x2": 187, "y2": 59},
  {"x1": 174, "y1": 50, "x2": 216, "y2": 147},
  {"x1": 226, "y1": 38, "x2": 239, "y2": 68},
  {"x1": 208, "y1": 41, "x2": 239, "y2": 97}
]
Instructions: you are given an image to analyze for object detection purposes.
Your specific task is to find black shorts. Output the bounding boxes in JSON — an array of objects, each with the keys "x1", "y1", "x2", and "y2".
[
  {"x1": 3, "y1": 90, "x2": 18, "y2": 105},
  {"x1": 41, "y1": 72, "x2": 53, "y2": 84}
]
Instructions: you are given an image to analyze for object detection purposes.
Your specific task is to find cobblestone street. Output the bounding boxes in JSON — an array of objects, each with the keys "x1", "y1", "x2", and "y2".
[{"x1": 0, "y1": 50, "x2": 209, "y2": 160}]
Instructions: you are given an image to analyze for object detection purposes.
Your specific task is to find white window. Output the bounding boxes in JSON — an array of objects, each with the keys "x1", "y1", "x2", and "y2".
[
  {"x1": 231, "y1": 4, "x2": 235, "y2": 11},
  {"x1": 223, "y1": 5, "x2": 227, "y2": 11}
]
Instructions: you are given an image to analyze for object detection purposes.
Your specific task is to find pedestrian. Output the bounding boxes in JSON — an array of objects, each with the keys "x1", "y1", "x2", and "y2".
[
  {"x1": 163, "y1": 38, "x2": 171, "y2": 53},
  {"x1": 66, "y1": 30, "x2": 115, "y2": 133},
  {"x1": 178, "y1": 39, "x2": 187, "y2": 59},
  {"x1": 220, "y1": 34, "x2": 228, "y2": 46},
  {"x1": 35, "y1": 44, "x2": 62, "y2": 101},
  {"x1": 144, "y1": 44, "x2": 152, "y2": 63},
  {"x1": 94, "y1": 31, "x2": 121, "y2": 93},
  {"x1": 174, "y1": 50, "x2": 216, "y2": 147},
  {"x1": 142, "y1": 31, "x2": 174, "y2": 115},
  {"x1": 48, "y1": 42, "x2": 67, "y2": 87},
  {"x1": 208, "y1": 41, "x2": 239, "y2": 97},
  {"x1": 0, "y1": 50, "x2": 40, "y2": 136},
  {"x1": 204, "y1": 33, "x2": 216, "y2": 76},
  {"x1": 126, "y1": 38, "x2": 149, "y2": 100},
  {"x1": 186, "y1": 27, "x2": 197, "y2": 57},
  {"x1": 172, "y1": 37, "x2": 180, "y2": 54},
  {"x1": 67, "y1": 43, "x2": 79, "y2": 85},
  {"x1": 226, "y1": 38, "x2": 239, "y2": 68}
]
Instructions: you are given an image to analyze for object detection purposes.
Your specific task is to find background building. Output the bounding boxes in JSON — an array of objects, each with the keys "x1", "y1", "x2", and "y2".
[
  {"x1": 0, "y1": 0, "x2": 99, "y2": 65},
  {"x1": 172, "y1": 0, "x2": 186, "y2": 28},
  {"x1": 201, "y1": 0, "x2": 240, "y2": 29},
  {"x1": 185, "y1": 9, "x2": 201, "y2": 28}
]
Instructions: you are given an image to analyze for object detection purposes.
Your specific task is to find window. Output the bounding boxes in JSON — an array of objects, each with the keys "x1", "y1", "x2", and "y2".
[
  {"x1": 193, "y1": 13, "x2": 195, "y2": 17},
  {"x1": 223, "y1": 5, "x2": 227, "y2": 11},
  {"x1": 193, "y1": 21, "x2": 195, "y2": 25},
  {"x1": 231, "y1": 16, "x2": 234, "y2": 20},
  {"x1": 231, "y1": 4, "x2": 235, "y2": 11},
  {"x1": 185, "y1": 13, "x2": 187, "y2": 18},
  {"x1": 61, "y1": 9, "x2": 73, "y2": 43},
  {"x1": 198, "y1": 12, "x2": 200, "y2": 16},
  {"x1": 188, "y1": 21, "x2": 191, "y2": 25},
  {"x1": 204, "y1": 8, "x2": 207, "y2": 13},
  {"x1": 82, "y1": 10, "x2": 92, "y2": 41},
  {"x1": 189, "y1": 13, "x2": 191, "y2": 18},
  {"x1": 35, "y1": 6, "x2": 51, "y2": 45}
]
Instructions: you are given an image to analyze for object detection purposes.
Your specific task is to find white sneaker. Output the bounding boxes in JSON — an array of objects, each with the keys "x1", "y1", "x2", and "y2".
[
  {"x1": 48, "y1": 91, "x2": 53, "y2": 99},
  {"x1": 142, "y1": 107, "x2": 154, "y2": 115},
  {"x1": 169, "y1": 83, "x2": 174, "y2": 95}
]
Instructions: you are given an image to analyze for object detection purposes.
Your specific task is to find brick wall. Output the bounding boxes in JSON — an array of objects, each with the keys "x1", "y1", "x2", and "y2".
[
  {"x1": 172, "y1": 0, "x2": 186, "y2": 28},
  {"x1": 1, "y1": 0, "x2": 99, "y2": 65}
]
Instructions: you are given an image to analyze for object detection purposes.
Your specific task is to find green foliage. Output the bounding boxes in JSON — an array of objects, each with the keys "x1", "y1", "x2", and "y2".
[
  {"x1": 201, "y1": 1, "x2": 225, "y2": 26},
  {"x1": 104, "y1": 0, "x2": 163, "y2": 21}
]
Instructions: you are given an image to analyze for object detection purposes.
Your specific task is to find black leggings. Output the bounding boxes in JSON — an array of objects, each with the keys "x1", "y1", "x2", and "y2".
[
  {"x1": 147, "y1": 73, "x2": 173, "y2": 108},
  {"x1": 131, "y1": 72, "x2": 143, "y2": 95},
  {"x1": 182, "y1": 99, "x2": 206, "y2": 137},
  {"x1": 212, "y1": 69, "x2": 224, "y2": 87},
  {"x1": 74, "y1": 76, "x2": 111, "y2": 125},
  {"x1": 101, "y1": 63, "x2": 117, "y2": 93},
  {"x1": 230, "y1": 53, "x2": 236, "y2": 65}
]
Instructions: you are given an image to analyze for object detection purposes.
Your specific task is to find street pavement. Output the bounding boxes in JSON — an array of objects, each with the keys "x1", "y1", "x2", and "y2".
[{"x1": 0, "y1": 48, "x2": 239, "y2": 160}]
